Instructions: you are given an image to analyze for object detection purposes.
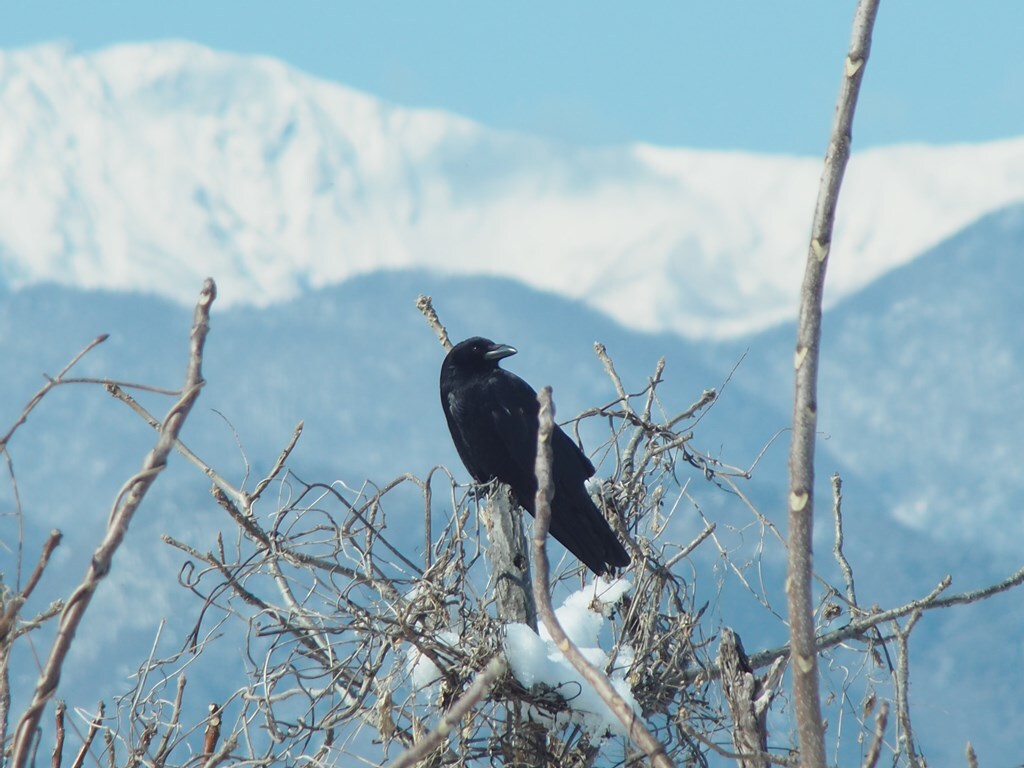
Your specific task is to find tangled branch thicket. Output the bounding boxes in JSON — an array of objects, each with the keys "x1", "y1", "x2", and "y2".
[
  {"x1": 122, "y1": 342, "x2": 743, "y2": 768},
  {"x1": 4, "y1": 290, "x2": 1024, "y2": 768}
]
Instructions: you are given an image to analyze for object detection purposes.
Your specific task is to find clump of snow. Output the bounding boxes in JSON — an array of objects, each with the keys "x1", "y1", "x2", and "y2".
[
  {"x1": 504, "y1": 577, "x2": 638, "y2": 737},
  {"x1": 406, "y1": 629, "x2": 460, "y2": 692}
]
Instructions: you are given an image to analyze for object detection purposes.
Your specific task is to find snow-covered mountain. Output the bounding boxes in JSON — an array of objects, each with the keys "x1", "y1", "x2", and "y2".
[{"x1": 2, "y1": 40, "x2": 1024, "y2": 339}]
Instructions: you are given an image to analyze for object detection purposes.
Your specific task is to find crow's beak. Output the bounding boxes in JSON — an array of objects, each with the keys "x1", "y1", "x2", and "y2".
[{"x1": 484, "y1": 343, "x2": 517, "y2": 361}]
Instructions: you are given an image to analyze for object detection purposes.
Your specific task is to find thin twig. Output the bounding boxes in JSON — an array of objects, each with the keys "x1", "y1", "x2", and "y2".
[
  {"x1": 686, "y1": 573, "x2": 965, "y2": 684},
  {"x1": 0, "y1": 531, "x2": 62, "y2": 641},
  {"x1": 0, "y1": 335, "x2": 109, "y2": 451},
  {"x1": 663, "y1": 522, "x2": 716, "y2": 570},
  {"x1": 105, "y1": 385, "x2": 249, "y2": 511},
  {"x1": 151, "y1": 674, "x2": 187, "y2": 766},
  {"x1": 765, "y1": 577, "x2": 950, "y2": 671},
  {"x1": 594, "y1": 342, "x2": 630, "y2": 405},
  {"x1": 199, "y1": 734, "x2": 237, "y2": 768},
  {"x1": 384, "y1": 656, "x2": 506, "y2": 768},
  {"x1": 673, "y1": 715, "x2": 797, "y2": 766},
  {"x1": 46, "y1": 377, "x2": 180, "y2": 396},
  {"x1": 250, "y1": 422, "x2": 304, "y2": 501}
]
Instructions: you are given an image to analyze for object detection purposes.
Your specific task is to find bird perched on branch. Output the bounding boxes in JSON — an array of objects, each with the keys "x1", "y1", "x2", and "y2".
[{"x1": 440, "y1": 336, "x2": 630, "y2": 576}]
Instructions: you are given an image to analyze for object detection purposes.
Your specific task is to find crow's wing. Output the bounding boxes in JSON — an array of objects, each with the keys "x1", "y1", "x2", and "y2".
[
  {"x1": 474, "y1": 369, "x2": 600, "y2": 515},
  {"x1": 473, "y1": 369, "x2": 544, "y2": 511}
]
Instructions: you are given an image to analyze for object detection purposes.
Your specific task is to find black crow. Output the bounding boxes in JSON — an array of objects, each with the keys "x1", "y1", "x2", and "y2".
[{"x1": 440, "y1": 336, "x2": 630, "y2": 575}]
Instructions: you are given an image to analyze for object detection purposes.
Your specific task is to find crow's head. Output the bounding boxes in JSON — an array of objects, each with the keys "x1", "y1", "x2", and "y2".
[{"x1": 444, "y1": 336, "x2": 518, "y2": 372}]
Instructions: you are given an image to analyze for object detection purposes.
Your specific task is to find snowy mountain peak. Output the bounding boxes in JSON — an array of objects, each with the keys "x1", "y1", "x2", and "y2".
[{"x1": 2, "y1": 41, "x2": 1024, "y2": 338}]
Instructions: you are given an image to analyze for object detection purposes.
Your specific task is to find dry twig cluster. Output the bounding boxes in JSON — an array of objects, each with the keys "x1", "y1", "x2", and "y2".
[{"x1": 3, "y1": 282, "x2": 1024, "y2": 768}]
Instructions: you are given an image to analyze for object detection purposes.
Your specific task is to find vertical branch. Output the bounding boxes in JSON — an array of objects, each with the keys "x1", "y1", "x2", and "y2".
[
  {"x1": 717, "y1": 630, "x2": 767, "y2": 768},
  {"x1": 8, "y1": 279, "x2": 216, "y2": 768},
  {"x1": 51, "y1": 701, "x2": 66, "y2": 768},
  {"x1": 202, "y1": 702, "x2": 223, "y2": 756},
  {"x1": 860, "y1": 702, "x2": 889, "y2": 768},
  {"x1": 892, "y1": 612, "x2": 924, "y2": 767},
  {"x1": 532, "y1": 387, "x2": 672, "y2": 768},
  {"x1": 0, "y1": 531, "x2": 64, "y2": 752},
  {"x1": 481, "y1": 487, "x2": 537, "y2": 629},
  {"x1": 786, "y1": 3, "x2": 880, "y2": 766},
  {"x1": 864, "y1": 708, "x2": 888, "y2": 768},
  {"x1": 717, "y1": 627, "x2": 777, "y2": 768},
  {"x1": 831, "y1": 473, "x2": 858, "y2": 609}
]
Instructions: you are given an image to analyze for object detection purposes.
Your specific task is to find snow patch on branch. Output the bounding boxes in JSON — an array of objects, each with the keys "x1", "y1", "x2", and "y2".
[{"x1": 504, "y1": 577, "x2": 638, "y2": 737}]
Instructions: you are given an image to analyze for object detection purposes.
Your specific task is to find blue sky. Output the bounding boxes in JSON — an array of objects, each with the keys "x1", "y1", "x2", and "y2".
[{"x1": 4, "y1": 1, "x2": 1022, "y2": 155}]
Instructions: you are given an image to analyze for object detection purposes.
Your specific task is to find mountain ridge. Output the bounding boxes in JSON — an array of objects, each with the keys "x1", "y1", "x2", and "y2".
[{"x1": 3, "y1": 40, "x2": 1024, "y2": 339}]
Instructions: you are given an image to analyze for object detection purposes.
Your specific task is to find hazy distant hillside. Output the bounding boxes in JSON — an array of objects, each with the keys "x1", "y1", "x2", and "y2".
[{"x1": 716, "y1": 202, "x2": 1024, "y2": 561}]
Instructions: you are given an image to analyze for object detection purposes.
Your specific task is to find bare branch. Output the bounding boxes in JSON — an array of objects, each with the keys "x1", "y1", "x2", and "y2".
[
  {"x1": 532, "y1": 386, "x2": 673, "y2": 768},
  {"x1": 8, "y1": 279, "x2": 217, "y2": 768},
  {"x1": 860, "y1": 702, "x2": 889, "y2": 768},
  {"x1": 831, "y1": 474, "x2": 858, "y2": 610},
  {"x1": 46, "y1": 377, "x2": 181, "y2": 396},
  {"x1": 742, "y1": 576, "x2": 952, "y2": 678},
  {"x1": 51, "y1": 700, "x2": 66, "y2": 768},
  {"x1": 70, "y1": 702, "x2": 105, "y2": 768},
  {"x1": 966, "y1": 741, "x2": 978, "y2": 768},
  {"x1": 202, "y1": 702, "x2": 223, "y2": 756},
  {"x1": 416, "y1": 294, "x2": 452, "y2": 351},
  {"x1": 151, "y1": 674, "x2": 187, "y2": 766},
  {"x1": 892, "y1": 611, "x2": 925, "y2": 767},
  {"x1": 786, "y1": 2, "x2": 881, "y2": 765},
  {"x1": 105, "y1": 385, "x2": 249, "y2": 511},
  {"x1": 717, "y1": 627, "x2": 772, "y2": 768},
  {"x1": 663, "y1": 521, "x2": 716, "y2": 570},
  {"x1": 481, "y1": 486, "x2": 537, "y2": 629},
  {"x1": 594, "y1": 342, "x2": 630, "y2": 405},
  {"x1": 199, "y1": 734, "x2": 237, "y2": 768},
  {"x1": 250, "y1": 421, "x2": 304, "y2": 501},
  {"x1": 103, "y1": 729, "x2": 115, "y2": 768}
]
